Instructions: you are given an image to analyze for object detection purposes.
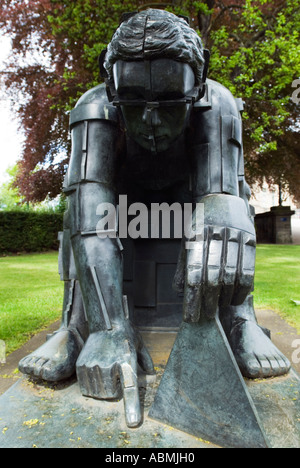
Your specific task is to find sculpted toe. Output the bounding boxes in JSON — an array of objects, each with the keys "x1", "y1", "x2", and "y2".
[
  {"x1": 227, "y1": 320, "x2": 291, "y2": 379},
  {"x1": 18, "y1": 328, "x2": 83, "y2": 382},
  {"x1": 236, "y1": 353, "x2": 262, "y2": 378}
]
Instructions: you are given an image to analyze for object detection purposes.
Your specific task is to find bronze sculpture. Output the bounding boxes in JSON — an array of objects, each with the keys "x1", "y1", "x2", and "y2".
[{"x1": 19, "y1": 9, "x2": 290, "y2": 430}]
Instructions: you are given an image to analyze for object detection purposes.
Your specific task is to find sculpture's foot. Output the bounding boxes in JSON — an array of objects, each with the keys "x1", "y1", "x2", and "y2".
[
  {"x1": 76, "y1": 323, "x2": 155, "y2": 428},
  {"x1": 220, "y1": 295, "x2": 291, "y2": 379},
  {"x1": 18, "y1": 328, "x2": 84, "y2": 382},
  {"x1": 227, "y1": 318, "x2": 291, "y2": 379}
]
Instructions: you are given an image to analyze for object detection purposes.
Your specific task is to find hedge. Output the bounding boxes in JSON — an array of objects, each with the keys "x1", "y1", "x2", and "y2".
[{"x1": 0, "y1": 211, "x2": 63, "y2": 253}]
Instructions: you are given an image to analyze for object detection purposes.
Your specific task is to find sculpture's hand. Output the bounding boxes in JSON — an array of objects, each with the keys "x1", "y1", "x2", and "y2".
[
  {"x1": 76, "y1": 321, "x2": 154, "y2": 428},
  {"x1": 184, "y1": 225, "x2": 256, "y2": 320},
  {"x1": 182, "y1": 194, "x2": 256, "y2": 321}
]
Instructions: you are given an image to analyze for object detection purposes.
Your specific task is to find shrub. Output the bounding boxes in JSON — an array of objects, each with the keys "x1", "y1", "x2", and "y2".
[{"x1": 0, "y1": 211, "x2": 63, "y2": 253}]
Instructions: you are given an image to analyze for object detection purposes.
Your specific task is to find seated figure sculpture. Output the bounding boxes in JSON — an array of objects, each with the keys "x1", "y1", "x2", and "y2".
[{"x1": 19, "y1": 9, "x2": 290, "y2": 428}]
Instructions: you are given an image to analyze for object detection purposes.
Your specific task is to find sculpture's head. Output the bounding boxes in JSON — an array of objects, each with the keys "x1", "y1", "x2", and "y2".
[{"x1": 102, "y1": 9, "x2": 207, "y2": 153}]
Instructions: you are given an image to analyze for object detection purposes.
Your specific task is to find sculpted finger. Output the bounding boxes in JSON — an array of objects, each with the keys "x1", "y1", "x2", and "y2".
[
  {"x1": 184, "y1": 281, "x2": 202, "y2": 322},
  {"x1": 231, "y1": 232, "x2": 256, "y2": 305},
  {"x1": 137, "y1": 344, "x2": 155, "y2": 375},
  {"x1": 173, "y1": 239, "x2": 187, "y2": 293},
  {"x1": 219, "y1": 228, "x2": 239, "y2": 307},
  {"x1": 120, "y1": 358, "x2": 141, "y2": 428},
  {"x1": 202, "y1": 226, "x2": 223, "y2": 318},
  {"x1": 133, "y1": 327, "x2": 155, "y2": 375},
  {"x1": 183, "y1": 233, "x2": 206, "y2": 322}
]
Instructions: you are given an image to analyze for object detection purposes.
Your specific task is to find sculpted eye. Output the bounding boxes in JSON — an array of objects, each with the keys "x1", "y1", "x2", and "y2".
[
  {"x1": 118, "y1": 87, "x2": 145, "y2": 101},
  {"x1": 120, "y1": 93, "x2": 143, "y2": 100},
  {"x1": 155, "y1": 92, "x2": 185, "y2": 101}
]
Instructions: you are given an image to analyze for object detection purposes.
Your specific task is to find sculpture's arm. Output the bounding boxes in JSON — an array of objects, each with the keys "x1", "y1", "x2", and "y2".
[
  {"x1": 64, "y1": 86, "x2": 124, "y2": 331},
  {"x1": 176, "y1": 80, "x2": 256, "y2": 320},
  {"x1": 64, "y1": 86, "x2": 154, "y2": 427}
]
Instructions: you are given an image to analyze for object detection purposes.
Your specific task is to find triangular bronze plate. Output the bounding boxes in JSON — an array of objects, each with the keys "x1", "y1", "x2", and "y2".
[{"x1": 149, "y1": 314, "x2": 270, "y2": 448}]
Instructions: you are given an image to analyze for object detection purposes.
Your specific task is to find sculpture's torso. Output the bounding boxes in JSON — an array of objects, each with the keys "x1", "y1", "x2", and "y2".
[{"x1": 66, "y1": 78, "x2": 248, "y2": 205}]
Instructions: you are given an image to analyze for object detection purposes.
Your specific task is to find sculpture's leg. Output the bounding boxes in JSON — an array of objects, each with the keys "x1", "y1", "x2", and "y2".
[
  {"x1": 149, "y1": 312, "x2": 270, "y2": 448},
  {"x1": 18, "y1": 225, "x2": 89, "y2": 381},
  {"x1": 219, "y1": 295, "x2": 291, "y2": 379}
]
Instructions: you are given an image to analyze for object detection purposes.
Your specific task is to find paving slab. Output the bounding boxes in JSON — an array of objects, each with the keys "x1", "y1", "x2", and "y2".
[
  {"x1": 0, "y1": 367, "x2": 299, "y2": 448},
  {"x1": 0, "y1": 311, "x2": 299, "y2": 448},
  {"x1": 0, "y1": 374, "x2": 219, "y2": 449},
  {"x1": 247, "y1": 371, "x2": 300, "y2": 448}
]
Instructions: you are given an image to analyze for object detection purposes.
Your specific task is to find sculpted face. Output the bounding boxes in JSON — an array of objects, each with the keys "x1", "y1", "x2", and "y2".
[{"x1": 113, "y1": 59, "x2": 196, "y2": 152}]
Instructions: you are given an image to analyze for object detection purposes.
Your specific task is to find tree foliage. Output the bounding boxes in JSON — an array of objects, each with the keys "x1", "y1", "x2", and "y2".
[
  {"x1": 198, "y1": 0, "x2": 300, "y2": 201},
  {"x1": 0, "y1": 0, "x2": 299, "y2": 202},
  {"x1": 0, "y1": 0, "x2": 139, "y2": 201},
  {"x1": 0, "y1": 165, "x2": 23, "y2": 210}
]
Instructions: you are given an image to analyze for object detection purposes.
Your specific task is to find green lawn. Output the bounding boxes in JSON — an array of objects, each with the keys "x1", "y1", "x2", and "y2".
[
  {"x1": 253, "y1": 244, "x2": 300, "y2": 332},
  {"x1": 0, "y1": 245, "x2": 299, "y2": 355},
  {"x1": 0, "y1": 252, "x2": 63, "y2": 354}
]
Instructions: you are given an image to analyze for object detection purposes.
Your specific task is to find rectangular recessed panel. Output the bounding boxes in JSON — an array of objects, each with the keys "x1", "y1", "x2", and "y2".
[
  {"x1": 135, "y1": 239, "x2": 181, "y2": 263},
  {"x1": 133, "y1": 261, "x2": 156, "y2": 307},
  {"x1": 134, "y1": 304, "x2": 182, "y2": 328},
  {"x1": 157, "y1": 264, "x2": 181, "y2": 304},
  {"x1": 122, "y1": 238, "x2": 135, "y2": 281}
]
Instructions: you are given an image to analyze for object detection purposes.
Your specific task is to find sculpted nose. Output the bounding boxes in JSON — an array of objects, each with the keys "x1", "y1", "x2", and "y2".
[{"x1": 142, "y1": 107, "x2": 161, "y2": 127}]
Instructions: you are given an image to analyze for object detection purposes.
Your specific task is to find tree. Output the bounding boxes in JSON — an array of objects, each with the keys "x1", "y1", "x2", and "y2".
[
  {"x1": 0, "y1": 164, "x2": 67, "y2": 212},
  {"x1": 0, "y1": 0, "x2": 139, "y2": 202},
  {"x1": 169, "y1": 0, "x2": 300, "y2": 201},
  {"x1": 0, "y1": 0, "x2": 299, "y2": 202},
  {"x1": 0, "y1": 166, "x2": 24, "y2": 210}
]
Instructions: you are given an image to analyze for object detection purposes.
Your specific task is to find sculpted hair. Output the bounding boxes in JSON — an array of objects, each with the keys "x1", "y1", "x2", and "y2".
[{"x1": 104, "y1": 9, "x2": 205, "y2": 85}]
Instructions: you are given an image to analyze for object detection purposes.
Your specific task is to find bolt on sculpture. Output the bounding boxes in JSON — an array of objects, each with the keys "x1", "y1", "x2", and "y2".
[{"x1": 19, "y1": 9, "x2": 290, "y2": 432}]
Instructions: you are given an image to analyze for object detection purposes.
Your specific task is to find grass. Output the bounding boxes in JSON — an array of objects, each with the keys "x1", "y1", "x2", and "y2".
[
  {"x1": 0, "y1": 251, "x2": 63, "y2": 354},
  {"x1": 253, "y1": 244, "x2": 300, "y2": 332},
  {"x1": 0, "y1": 245, "x2": 299, "y2": 355}
]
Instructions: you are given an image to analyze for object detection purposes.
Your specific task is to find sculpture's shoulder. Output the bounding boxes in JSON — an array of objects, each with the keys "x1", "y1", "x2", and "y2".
[
  {"x1": 207, "y1": 78, "x2": 235, "y2": 99},
  {"x1": 75, "y1": 83, "x2": 108, "y2": 106},
  {"x1": 194, "y1": 79, "x2": 244, "y2": 116},
  {"x1": 69, "y1": 83, "x2": 119, "y2": 127}
]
